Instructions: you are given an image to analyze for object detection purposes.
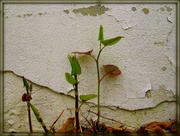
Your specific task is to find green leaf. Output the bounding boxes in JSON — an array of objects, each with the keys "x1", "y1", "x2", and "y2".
[
  {"x1": 30, "y1": 103, "x2": 43, "y2": 124},
  {"x1": 65, "y1": 73, "x2": 77, "y2": 85},
  {"x1": 98, "y1": 25, "x2": 104, "y2": 41},
  {"x1": 30, "y1": 103, "x2": 40, "y2": 121},
  {"x1": 30, "y1": 103, "x2": 48, "y2": 133},
  {"x1": 101, "y1": 36, "x2": 124, "y2": 46},
  {"x1": 66, "y1": 123, "x2": 74, "y2": 131},
  {"x1": 67, "y1": 55, "x2": 81, "y2": 76},
  {"x1": 80, "y1": 94, "x2": 97, "y2": 102},
  {"x1": 23, "y1": 77, "x2": 29, "y2": 88},
  {"x1": 72, "y1": 56, "x2": 81, "y2": 75}
]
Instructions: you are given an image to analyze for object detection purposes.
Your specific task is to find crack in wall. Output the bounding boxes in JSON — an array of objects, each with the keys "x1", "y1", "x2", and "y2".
[
  {"x1": 3, "y1": 70, "x2": 176, "y2": 132},
  {"x1": 3, "y1": 70, "x2": 176, "y2": 111},
  {"x1": 3, "y1": 70, "x2": 75, "y2": 100}
]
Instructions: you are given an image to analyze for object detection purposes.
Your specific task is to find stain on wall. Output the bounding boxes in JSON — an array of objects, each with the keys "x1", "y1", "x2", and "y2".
[
  {"x1": 16, "y1": 12, "x2": 47, "y2": 18},
  {"x1": 72, "y1": 4, "x2": 109, "y2": 16},
  {"x1": 63, "y1": 10, "x2": 69, "y2": 14},
  {"x1": 159, "y1": 6, "x2": 172, "y2": 12},
  {"x1": 142, "y1": 8, "x2": 149, "y2": 14},
  {"x1": 131, "y1": 7, "x2": 137, "y2": 12},
  {"x1": 154, "y1": 41, "x2": 165, "y2": 46},
  {"x1": 164, "y1": 5, "x2": 172, "y2": 12}
]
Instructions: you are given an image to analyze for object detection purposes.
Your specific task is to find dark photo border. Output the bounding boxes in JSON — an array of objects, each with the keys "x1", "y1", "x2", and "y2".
[{"x1": 0, "y1": 0, "x2": 179, "y2": 135}]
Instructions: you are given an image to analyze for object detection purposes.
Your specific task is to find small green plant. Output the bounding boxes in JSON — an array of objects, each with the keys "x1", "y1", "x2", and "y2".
[
  {"x1": 72, "y1": 25, "x2": 124, "y2": 125},
  {"x1": 21, "y1": 25, "x2": 123, "y2": 133},
  {"x1": 65, "y1": 55, "x2": 97, "y2": 132},
  {"x1": 22, "y1": 77, "x2": 33, "y2": 133},
  {"x1": 22, "y1": 78, "x2": 49, "y2": 133},
  {"x1": 65, "y1": 55, "x2": 81, "y2": 131}
]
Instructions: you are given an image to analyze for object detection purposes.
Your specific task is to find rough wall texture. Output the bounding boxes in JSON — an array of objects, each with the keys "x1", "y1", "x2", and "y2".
[{"x1": 3, "y1": 4, "x2": 176, "y2": 132}]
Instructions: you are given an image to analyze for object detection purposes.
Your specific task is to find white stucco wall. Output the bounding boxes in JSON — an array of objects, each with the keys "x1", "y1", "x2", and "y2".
[{"x1": 3, "y1": 3, "x2": 176, "y2": 132}]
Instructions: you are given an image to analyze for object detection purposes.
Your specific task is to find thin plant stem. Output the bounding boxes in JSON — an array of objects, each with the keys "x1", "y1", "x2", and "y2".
[
  {"x1": 96, "y1": 60, "x2": 100, "y2": 124},
  {"x1": 26, "y1": 87, "x2": 33, "y2": 133},
  {"x1": 42, "y1": 124, "x2": 49, "y2": 133},
  {"x1": 74, "y1": 75, "x2": 80, "y2": 131},
  {"x1": 27, "y1": 101, "x2": 33, "y2": 133},
  {"x1": 96, "y1": 43, "x2": 105, "y2": 125},
  {"x1": 78, "y1": 102, "x2": 84, "y2": 111},
  {"x1": 99, "y1": 73, "x2": 109, "y2": 83}
]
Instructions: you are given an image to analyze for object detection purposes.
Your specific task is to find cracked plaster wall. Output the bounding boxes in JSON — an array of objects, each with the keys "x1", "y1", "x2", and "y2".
[{"x1": 3, "y1": 4, "x2": 176, "y2": 132}]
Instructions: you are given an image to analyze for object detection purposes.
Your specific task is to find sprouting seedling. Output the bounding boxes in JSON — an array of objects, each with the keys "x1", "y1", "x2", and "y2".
[
  {"x1": 65, "y1": 55, "x2": 97, "y2": 132},
  {"x1": 72, "y1": 25, "x2": 124, "y2": 125},
  {"x1": 65, "y1": 54, "x2": 81, "y2": 132},
  {"x1": 22, "y1": 78, "x2": 49, "y2": 133},
  {"x1": 22, "y1": 77, "x2": 33, "y2": 133}
]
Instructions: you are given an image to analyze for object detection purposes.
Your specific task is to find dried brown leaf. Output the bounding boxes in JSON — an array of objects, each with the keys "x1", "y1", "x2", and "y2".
[{"x1": 56, "y1": 117, "x2": 75, "y2": 133}]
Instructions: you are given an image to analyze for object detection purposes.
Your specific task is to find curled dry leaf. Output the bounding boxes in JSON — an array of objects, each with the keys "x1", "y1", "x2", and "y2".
[
  {"x1": 138, "y1": 120, "x2": 177, "y2": 133},
  {"x1": 56, "y1": 117, "x2": 75, "y2": 133},
  {"x1": 112, "y1": 126, "x2": 134, "y2": 133},
  {"x1": 72, "y1": 49, "x2": 93, "y2": 55}
]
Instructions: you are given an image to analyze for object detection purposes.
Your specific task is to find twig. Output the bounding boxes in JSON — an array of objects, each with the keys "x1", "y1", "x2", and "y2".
[
  {"x1": 88, "y1": 110, "x2": 138, "y2": 129},
  {"x1": 90, "y1": 117, "x2": 97, "y2": 133},
  {"x1": 78, "y1": 115, "x2": 82, "y2": 133},
  {"x1": 50, "y1": 110, "x2": 64, "y2": 132},
  {"x1": 80, "y1": 112, "x2": 93, "y2": 128},
  {"x1": 27, "y1": 101, "x2": 33, "y2": 133}
]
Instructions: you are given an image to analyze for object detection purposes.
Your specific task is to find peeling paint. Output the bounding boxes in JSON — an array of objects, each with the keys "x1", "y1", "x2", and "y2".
[
  {"x1": 154, "y1": 41, "x2": 165, "y2": 46},
  {"x1": 121, "y1": 22, "x2": 131, "y2": 30},
  {"x1": 155, "y1": 85, "x2": 176, "y2": 101},
  {"x1": 145, "y1": 90, "x2": 151, "y2": 98},
  {"x1": 167, "y1": 15, "x2": 173, "y2": 23},
  {"x1": 121, "y1": 85, "x2": 176, "y2": 110},
  {"x1": 4, "y1": 70, "x2": 176, "y2": 111},
  {"x1": 4, "y1": 68, "x2": 176, "y2": 132},
  {"x1": 72, "y1": 5, "x2": 109, "y2": 16},
  {"x1": 142, "y1": 8, "x2": 149, "y2": 14}
]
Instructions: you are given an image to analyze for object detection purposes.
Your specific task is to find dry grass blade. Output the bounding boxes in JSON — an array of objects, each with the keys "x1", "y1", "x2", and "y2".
[{"x1": 50, "y1": 110, "x2": 64, "y2": 132}]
